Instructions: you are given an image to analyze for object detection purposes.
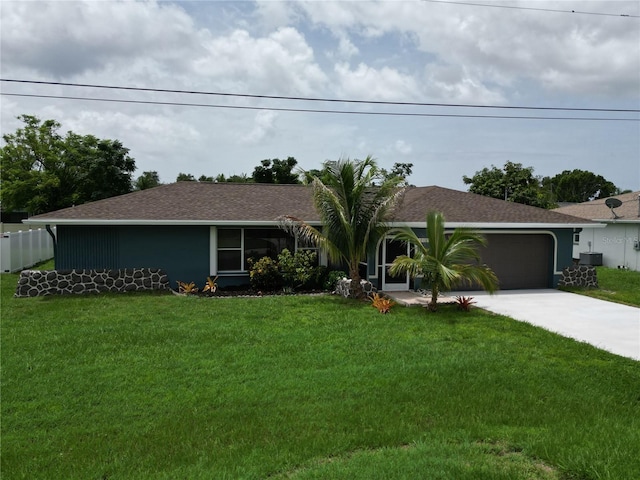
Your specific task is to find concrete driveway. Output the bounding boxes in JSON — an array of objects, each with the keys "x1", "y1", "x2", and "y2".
[{"x1": 450, "y1": 289, "x2": 640, "y2": 361}]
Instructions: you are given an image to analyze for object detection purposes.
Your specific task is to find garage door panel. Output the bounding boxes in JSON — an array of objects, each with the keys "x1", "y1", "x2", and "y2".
[{"x1": 457, "y1": 234, "x2": 552, "y2": 290}]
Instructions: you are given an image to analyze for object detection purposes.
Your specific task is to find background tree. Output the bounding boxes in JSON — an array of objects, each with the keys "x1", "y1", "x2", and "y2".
[
  {"x1": 279, "y1": 156, "x2": 405, "y2": 299},
  {"x1": 0, "y1": 115, "x2": 135, "y2": 214},
  {"x1": 389, "y1": 211, "x2": 498, "y2": 311},
  {"x1": 227, "y1": 173, "x2": 252, "y2": 183},
  {"x1": 543, "y1": 169, "x2": 618, "y2": 203},
  {"x1": 176, "y1": 173, "x2": 197, "y2": 182},
  {"x1": 304, "y1": 161, "x2": 413, "y2": 186},
  {"x1": 134, "y1": 171, "x2": 162, "y2": 190},
  {"x1": 380, "y1": 162, "x2": 414, "y2": 186},
  {"x1": 462, "y1": 161, "x2": 555, "y2": 209},
  {"x1": 252, "y1": 157, "x2": 301, "y2": 184},
  {"x1": 69, "y1": 135, "x2": 135, "y2": 202}
]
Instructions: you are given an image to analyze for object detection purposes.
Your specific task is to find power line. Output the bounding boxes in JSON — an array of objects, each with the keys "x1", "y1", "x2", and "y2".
[
  {"x1": 2, "y1": 78, "x2": 638, "y2": 113},
  {"x1": 421, "y1": 0, "x2": 640, "y2": 18},
  {"x1": 2, "y1": 92, "x2": 637, "y2": 122}
]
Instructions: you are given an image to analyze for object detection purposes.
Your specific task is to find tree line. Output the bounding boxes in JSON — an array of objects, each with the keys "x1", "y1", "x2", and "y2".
[
  {"x1": 462, "y1": 161, "x2": 628, "y2": 209},
  {"x1": 0, "y1": 115, "x2": 627, "y2": 215}
]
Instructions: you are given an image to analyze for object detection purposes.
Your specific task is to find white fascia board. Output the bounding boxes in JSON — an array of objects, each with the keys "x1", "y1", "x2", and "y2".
[
  {"x1": 387, "y1": 221, "x2": 606, "y2": 229},
  {"x1": 589, "y1": 219, "x2": 640, "y2": 224},
  {"x1": 23, "y1": 219, "x2": 323, "y2": 227}
]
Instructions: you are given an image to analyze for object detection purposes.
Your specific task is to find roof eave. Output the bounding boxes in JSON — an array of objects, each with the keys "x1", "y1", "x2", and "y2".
[
  {"x1": 23, "y1": 219, "x2": 323, "y2": 226},
  {"x1": 387, "y1": 221, "x2": 606, "y2": 229}
]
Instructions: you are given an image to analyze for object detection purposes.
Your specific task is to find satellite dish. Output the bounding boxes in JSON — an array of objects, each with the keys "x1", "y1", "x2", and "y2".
[
  {"x1": 605, "y1": 198, "x2": 622, "y2": 208},
  {"x1": 605, "y1": 197, "x2": 622, "y2": 218}
]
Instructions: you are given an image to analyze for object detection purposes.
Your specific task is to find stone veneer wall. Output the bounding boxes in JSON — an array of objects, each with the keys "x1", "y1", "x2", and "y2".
[
  {"x1": 15, "y1": 268, "x2": 170, "y2": 298},
  {"x1": 335, "y1": 278, "x2": 377, "y2": 298},
  {"x1": 557, "y1": 265, "x2": 598, "y2": 288}
]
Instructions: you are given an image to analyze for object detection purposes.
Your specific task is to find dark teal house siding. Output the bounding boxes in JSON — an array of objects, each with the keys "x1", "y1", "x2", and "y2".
[
  {"x1": 56, "y1": 225, "x2": 210, "y2": 287},
  {"x1": 56, "y1": 226, "x2": 120, "y2": 269},
  {"x1": 551, "y1": 228, "x2": 575, "y2": 287}
]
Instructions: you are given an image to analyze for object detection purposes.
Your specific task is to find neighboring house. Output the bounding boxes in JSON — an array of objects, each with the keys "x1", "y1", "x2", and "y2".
[
  {"x1": 554, "y1": 191, "x2": 640, "y2": 271},
  {"x1": 24, "y1": 182, "x2": 596, "y2": 291}
]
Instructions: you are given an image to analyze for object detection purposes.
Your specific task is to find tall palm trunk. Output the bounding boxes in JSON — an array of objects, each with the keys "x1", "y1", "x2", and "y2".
[
  {"x1": 349, "y1": 264, "x2": 364, "y2": 299},
  {"x1": 429, "y1": 282, "x2": 439, "y2": 311}
]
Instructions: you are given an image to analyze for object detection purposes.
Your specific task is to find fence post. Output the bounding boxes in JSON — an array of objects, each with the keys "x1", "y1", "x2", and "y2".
[{"x1": 0, "y1": 234, "x2": 10, "y2": 273}]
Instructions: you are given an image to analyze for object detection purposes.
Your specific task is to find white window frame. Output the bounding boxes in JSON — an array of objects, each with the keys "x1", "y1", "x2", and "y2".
[{"x1": 211, "y1": 226, "x2": 321, "y2": 275}]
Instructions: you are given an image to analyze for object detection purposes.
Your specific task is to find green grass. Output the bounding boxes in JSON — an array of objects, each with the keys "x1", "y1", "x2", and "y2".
[
  {"x1": 1, "y1": 272, "x2": 639, "y2": 480},
  {"x1": 561, "y1": 266, "x2": 640, "y2": 307}
]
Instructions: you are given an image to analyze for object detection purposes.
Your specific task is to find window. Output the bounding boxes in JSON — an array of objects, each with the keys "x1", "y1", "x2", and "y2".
[
  {"x1": 217, "y1": 229, "x2": 242, "y2": 271},
  {"x1": 216, "y1": 228, "x2": 295, "y2": 272},
  {"x1": 244, "y1": 228, "x2": 294, "y2": 264},
  {"x1": 295, "y1": 234, "x2": 320, "y2": 266}
]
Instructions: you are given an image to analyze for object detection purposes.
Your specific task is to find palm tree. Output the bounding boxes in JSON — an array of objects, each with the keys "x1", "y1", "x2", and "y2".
[
  {"x1": 389, "y1": 211, "x2": 498, "y2": 311},
  {"x1": 279, "y1": 156, "x2": 405, "y2": 299}
]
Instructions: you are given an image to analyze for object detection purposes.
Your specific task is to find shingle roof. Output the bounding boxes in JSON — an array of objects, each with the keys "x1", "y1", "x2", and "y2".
[
  {"x1": 553, "y1": 191, "x2": 640, "y2": 222},
  {"x1": 392, "y1": 186, "x2": 589, "y2": 224},
  {"x1": 27, "y1": 182, "x2": 320, "y2": 222},
  {"x1": 26, "y1": 182, "x2": 591, "y2": 226}
]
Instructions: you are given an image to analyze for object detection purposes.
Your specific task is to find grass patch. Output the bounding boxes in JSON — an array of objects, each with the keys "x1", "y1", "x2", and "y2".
[
  {"x1": 1, "y1": 273, "x2": 639, "y2": 479},
  {"x1": 560, "y1": 266, "x2": 640, "y2": 307}
]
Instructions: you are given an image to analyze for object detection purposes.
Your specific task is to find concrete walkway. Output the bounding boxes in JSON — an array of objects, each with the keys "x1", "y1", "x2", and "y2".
[{"x1": 388, "y1": 289, "x2": 640, "y2": 361}]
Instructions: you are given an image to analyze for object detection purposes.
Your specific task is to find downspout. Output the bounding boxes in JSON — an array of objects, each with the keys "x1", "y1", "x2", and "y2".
[{"x1": 45, "y1": 224, "x2": 57, "y2": 266}]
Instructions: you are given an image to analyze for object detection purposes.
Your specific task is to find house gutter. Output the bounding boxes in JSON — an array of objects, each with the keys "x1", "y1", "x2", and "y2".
[
  {"x1": 24, "y1": 218, "x2": 603, "y2": 229},
  {"x1": 23, "y1": 219, "x2": 324, "y2": 227},
  {"x1": 45, "y1": 224, "x2": 57, "y2": 259},
  {"x1": 387, "y1": 221, "x2": 606, "y2": 229}
]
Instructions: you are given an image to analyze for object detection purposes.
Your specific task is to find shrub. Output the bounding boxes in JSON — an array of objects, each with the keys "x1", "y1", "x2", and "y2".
[
  {"x1": 310, "y1": 265, "x2": 328, "y2": 290},
  {"x1": 247, "y1": 256, "x2": 283, "y2": 291},
  {"x1": 278, "y1": 249, "x2": 318, "y2": 291},
  {"x1": 323, "y1": 270, "x2": 347, "y2": 292}
]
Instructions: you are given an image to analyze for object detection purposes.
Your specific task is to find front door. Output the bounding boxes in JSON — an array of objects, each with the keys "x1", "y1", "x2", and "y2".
[{"x1": 382, "y1": 238, "x2": 410, "y2": 291}]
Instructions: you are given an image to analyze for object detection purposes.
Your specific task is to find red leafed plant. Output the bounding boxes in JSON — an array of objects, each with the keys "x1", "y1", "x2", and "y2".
[
  {"x1": 455, "y1": 296, "x2": 476, "y2": 312},
  {"x1": 202, "y1": 276, "x2": 219, "y2": 295},
  {"x1": 177, "y1": 281, "x2": 199, "y2": 295},
  {"x1": 370, "y1": 293, "x2": 395, "y2": 314}
]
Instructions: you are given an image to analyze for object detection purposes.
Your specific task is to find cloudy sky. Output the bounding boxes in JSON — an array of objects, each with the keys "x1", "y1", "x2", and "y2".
[{"x1": 1, "y1": 0, "x2": 639, "y2": 191}]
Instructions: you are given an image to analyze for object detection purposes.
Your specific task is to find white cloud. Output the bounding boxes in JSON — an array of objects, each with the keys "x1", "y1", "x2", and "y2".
[
  {"x1": 422, "y1": 64, "x2": 506, "y2": 104},
  {"x1": 334, "y1": 62, "x2": 420, "y2": 101},
  {"x1": 192, "y1": 27, "x2": 328, "y2": 95},
  {"x1": 241, "y1": 111, "x2": 279, "y2": 145},
  {"x1": 336, "y1": 35, "x2": 359, "y2": 60},
  {"x1": 394, "y1": 140, "x2": 412, "y2": 155},
  {"x1": 292, "y1": 0, "x2": 640, "y2": 99},
  {"x1": 1, "y1": 1, "x2": 199, "y2": 77}
]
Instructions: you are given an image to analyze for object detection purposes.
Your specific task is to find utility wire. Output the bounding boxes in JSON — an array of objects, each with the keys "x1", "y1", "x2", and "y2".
[
  {"x1": 421, "y1": 0, "x2": 640, "y2": 18},
  {"x1": 2, "y1": 78, "x2": 638, "y2": 113},
  {"x1": 2, "y1": 92, "x2": 637, "y2": 121}
]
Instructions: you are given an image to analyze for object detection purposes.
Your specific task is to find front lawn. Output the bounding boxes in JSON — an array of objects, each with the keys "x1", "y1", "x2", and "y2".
[
  {"x1": 561, "y1": 266, "x2": 640, "y2": 307},
  {"x1": 1, "y1": 273, "x2": 639, "y2": 479}
]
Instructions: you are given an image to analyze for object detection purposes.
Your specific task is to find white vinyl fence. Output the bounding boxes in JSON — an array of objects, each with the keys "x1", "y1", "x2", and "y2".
[{"x1": 0, "y1": 228, "x2": 56, "y2": 273}]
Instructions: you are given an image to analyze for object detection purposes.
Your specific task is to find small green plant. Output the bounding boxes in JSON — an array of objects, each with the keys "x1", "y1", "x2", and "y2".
[
  {"x1": 247, "y1": 256, "x2": 283, "y2": 291},
  {"x1": 202, "y1": 276, "x2": 218, "y2": 295},
  {"x1": 455, "y1": 296, "x2": 476, "y2": 311},
  {"x1": 370, "y1": 292, "x2": 395, "y2": 314},
  {"x1": 177, "y1": 281, "x2": 198, "y2": 294}
]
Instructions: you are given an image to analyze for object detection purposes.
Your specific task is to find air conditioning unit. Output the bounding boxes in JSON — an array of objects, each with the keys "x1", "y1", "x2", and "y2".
[{"x1": 579, "y1": 252, "x2": 603, "y2": 266}]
